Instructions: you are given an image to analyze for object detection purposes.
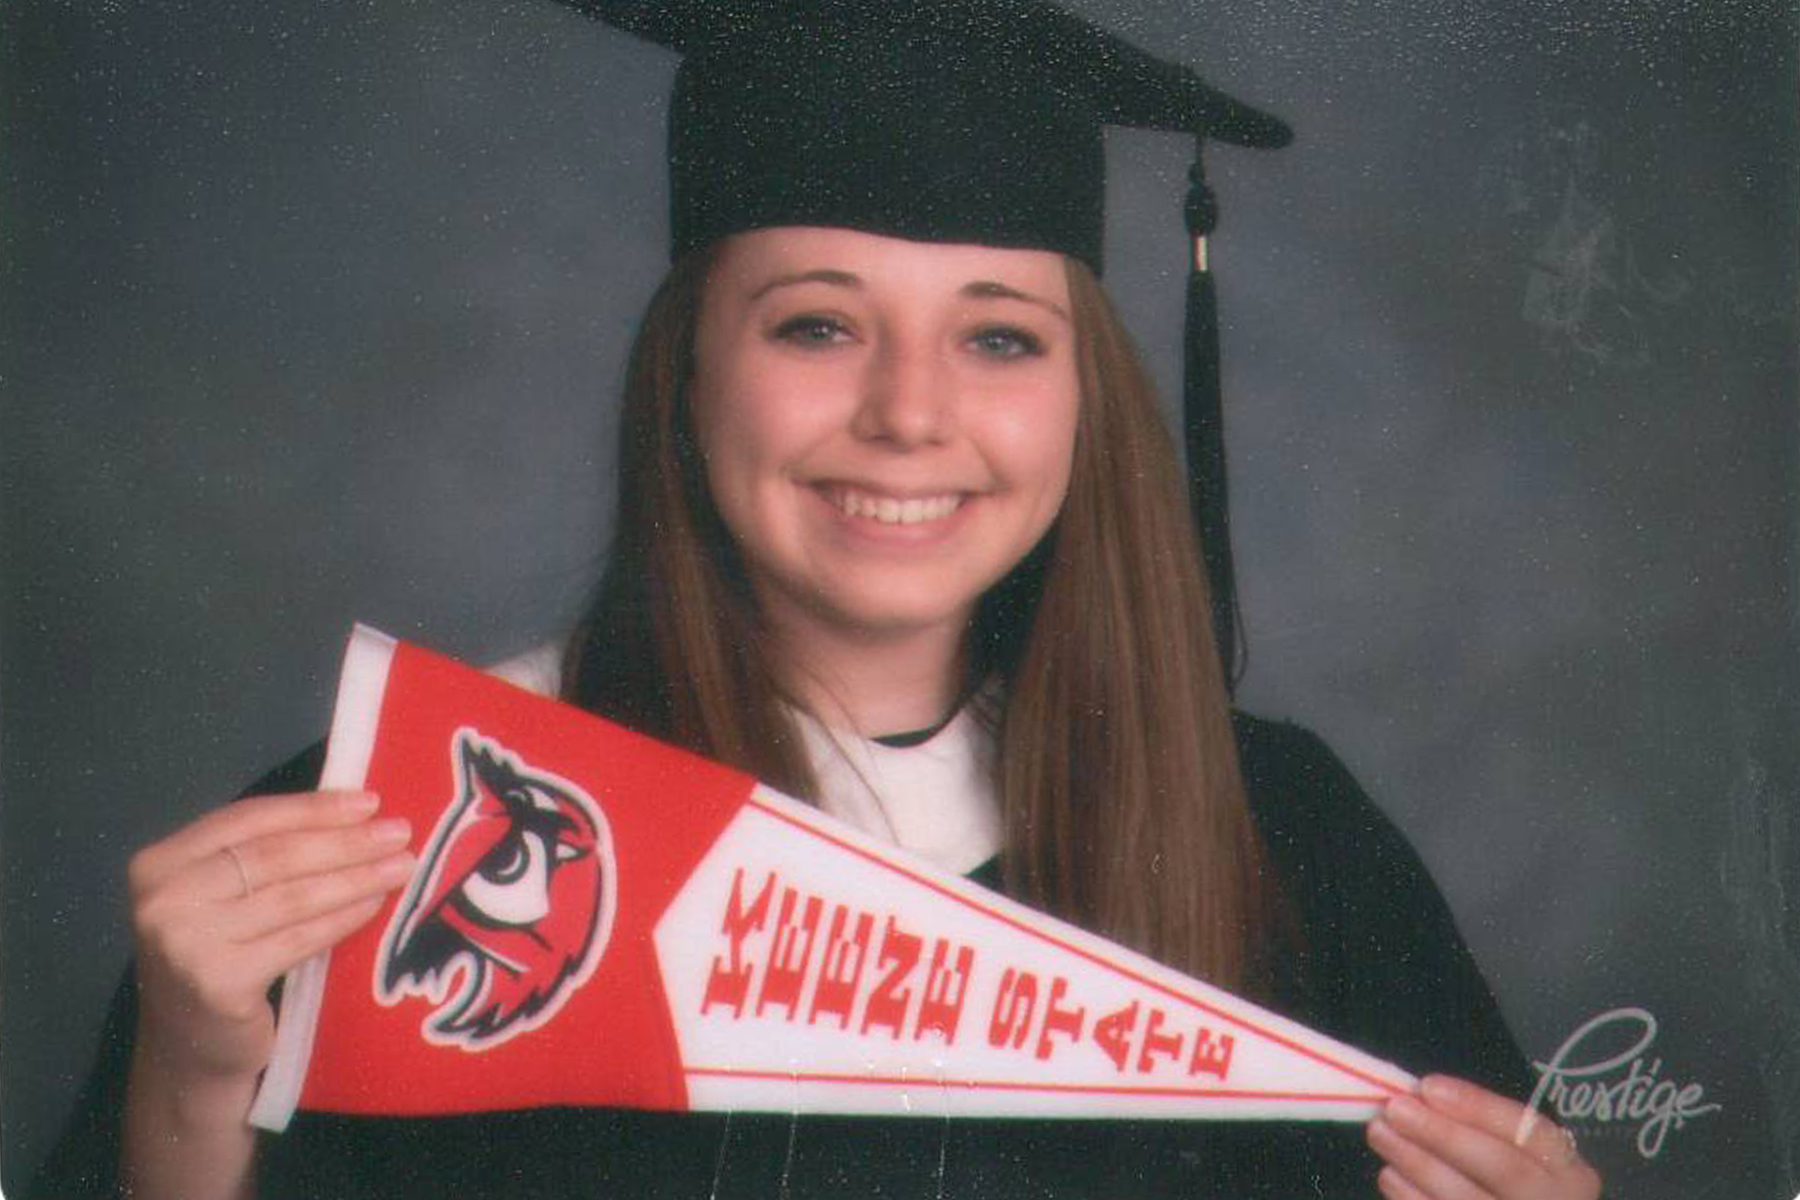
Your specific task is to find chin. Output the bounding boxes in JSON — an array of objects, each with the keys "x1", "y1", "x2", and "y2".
[{"x1": 804, "y1": 588, "x2": 979, "y2": 644}]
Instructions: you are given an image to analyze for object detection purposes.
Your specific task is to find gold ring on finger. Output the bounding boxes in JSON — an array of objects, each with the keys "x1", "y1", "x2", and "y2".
[{"x1": 221, "y1": 844, "x2": 255, "y2": 899}]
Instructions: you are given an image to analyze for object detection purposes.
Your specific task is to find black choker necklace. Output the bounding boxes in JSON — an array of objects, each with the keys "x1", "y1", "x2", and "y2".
[{"x1": 872, "y1": 719, "x2": 953, "y2": 749}]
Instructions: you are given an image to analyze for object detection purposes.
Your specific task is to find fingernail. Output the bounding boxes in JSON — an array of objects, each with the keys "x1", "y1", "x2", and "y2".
[
  {"x1": 1366, "y1": 1117, "x2": 1396, "y2": 1146},
  {"x1": 1419, "y1": 1074, "x2": 1461, "y2": 1104},
  {"x1": 371, "y1": 817, "x2": 411, "y2": 846},
  {"x1": 1387, "y1": 1096, "x2": 1425, "y2": 1129},
  {"x1": 379, "y1": 852, "x2": 418, "y2": 882},
  {"x1": 344, "y1": 791, "x2": 380, "y2": 815}
]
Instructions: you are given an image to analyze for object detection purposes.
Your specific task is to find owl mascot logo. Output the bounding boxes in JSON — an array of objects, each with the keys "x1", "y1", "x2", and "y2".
[{"x1": 376, "y1": 730, "x2": 617, "y2": 1050}]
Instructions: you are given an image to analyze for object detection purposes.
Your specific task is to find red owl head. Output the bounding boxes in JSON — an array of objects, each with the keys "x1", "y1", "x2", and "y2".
[{"x1": 376, "y1": 730, "x2": 616, "y2": 1050}]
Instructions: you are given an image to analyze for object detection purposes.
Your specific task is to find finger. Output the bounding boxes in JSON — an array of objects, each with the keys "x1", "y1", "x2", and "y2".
[
  {"x1": 1418, "y1": 1076, "x2": 1583, "y2": 1172},
  {"x1": 234, "y1": 892, "x2": 392, "y2": 985},
  {"x1": 131, "y1": 790, "x2": 381, "y2": 892},
  {"x1": 157, "y1": 891, "x2": 393, "y2": 1030},
  {"x1": 213, "y1": 817, "x2": 414, "y2": 903},
  {"x1": 1389, "y1": 1090, "x2": 1585, "y2": 1198},
  {"x1": 1378, "y1": 1165, "x2": 1436, "y2": 1200},
  {"x1": 222, "y1": 850, "x2": 417, "y2": 942},
  {"x1": 1367, "y1": 1112, "x2": 1490, "y2": 1200}
]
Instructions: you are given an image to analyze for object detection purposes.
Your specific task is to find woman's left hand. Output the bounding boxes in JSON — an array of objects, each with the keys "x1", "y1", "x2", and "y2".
[{"x1": 1366, "y1": 1074, "x2": 1603, "y2": 1200}]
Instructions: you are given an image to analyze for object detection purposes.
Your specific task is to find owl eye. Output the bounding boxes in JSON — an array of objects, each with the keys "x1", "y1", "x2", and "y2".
[
  {"x1": 482, "y1": 835, "x2": 531, "y2": 885},
  {"x1": 461, "y1": 831, "x2": 552, "y2": 926}
]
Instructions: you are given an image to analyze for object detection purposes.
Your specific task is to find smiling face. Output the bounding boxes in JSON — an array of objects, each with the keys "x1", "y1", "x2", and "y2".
[{"x1": 690, "y1": 227, "x2": 1080, "y2": 660}]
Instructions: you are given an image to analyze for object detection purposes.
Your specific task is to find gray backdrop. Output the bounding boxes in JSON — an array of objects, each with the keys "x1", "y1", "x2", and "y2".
[{"x1": 3, "y1": 1, "x2": 1795, "y2": 1196}]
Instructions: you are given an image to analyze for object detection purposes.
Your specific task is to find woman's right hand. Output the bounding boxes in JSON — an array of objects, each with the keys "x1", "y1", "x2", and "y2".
[{"x1": 127, "y1": 788, "x2": 415, "y2": 1103}]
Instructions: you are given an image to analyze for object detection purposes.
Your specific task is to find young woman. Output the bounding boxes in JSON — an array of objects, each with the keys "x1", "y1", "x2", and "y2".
[{"x1": 40, "y1": 4, "x2": 1604, "y2": 1198}]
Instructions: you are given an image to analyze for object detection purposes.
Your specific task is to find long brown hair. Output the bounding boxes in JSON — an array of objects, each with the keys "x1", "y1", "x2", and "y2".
[{"x1": 566, "y1": 248, "x2": 1273, "y2": 993}]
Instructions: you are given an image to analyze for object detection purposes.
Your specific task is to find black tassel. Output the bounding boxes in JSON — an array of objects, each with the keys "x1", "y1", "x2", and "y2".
[{"x1": 1183, "y1": 142, "x2": 1244, "y2": 689}]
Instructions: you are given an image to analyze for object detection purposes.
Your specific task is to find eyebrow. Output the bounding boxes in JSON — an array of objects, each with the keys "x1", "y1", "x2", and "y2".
[
  {"x1": 748, "y1": 270, "x2": 1070, "y2": 321},
  {"x1": 749, "y1": 269, "x2": 861, "y2": 301},
  {"x1": 962, "y1": 279, "x2": 1070, "y2": 322}
]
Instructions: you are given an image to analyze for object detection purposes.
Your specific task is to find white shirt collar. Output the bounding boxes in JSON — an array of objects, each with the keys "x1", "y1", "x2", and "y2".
[{"x1": 791, "y1": 704, "x2": 1003, "y2": 875}]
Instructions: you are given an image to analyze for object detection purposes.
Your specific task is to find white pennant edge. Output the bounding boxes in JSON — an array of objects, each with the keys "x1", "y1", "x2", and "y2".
[{"x1": 248, "y1": 624, "x2": 397, "y2": 1132}]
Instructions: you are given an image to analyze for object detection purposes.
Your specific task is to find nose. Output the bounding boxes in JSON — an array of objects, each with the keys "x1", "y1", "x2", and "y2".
[{"x1": 852, "y1": 335, "x2": 952, "y2": 447}]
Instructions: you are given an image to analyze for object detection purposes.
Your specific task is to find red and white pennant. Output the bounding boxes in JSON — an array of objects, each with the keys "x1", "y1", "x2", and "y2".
[{"x1": 250, "y1": 626, "x2": 1414, "y2": 1130}]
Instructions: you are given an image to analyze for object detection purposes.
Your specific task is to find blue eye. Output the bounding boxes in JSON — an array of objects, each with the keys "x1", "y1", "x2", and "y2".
[
  {"x1": 773, "y1": 315, "x2": 851, "y2": 346},
  {"x1": 969, "y1": 326, "x2": 1044, "y2": 359}
]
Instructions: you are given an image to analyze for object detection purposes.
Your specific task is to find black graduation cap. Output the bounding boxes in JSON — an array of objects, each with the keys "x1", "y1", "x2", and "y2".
[{"x1": 560, "y1": 0, "x2": 1291, "y2": 683}]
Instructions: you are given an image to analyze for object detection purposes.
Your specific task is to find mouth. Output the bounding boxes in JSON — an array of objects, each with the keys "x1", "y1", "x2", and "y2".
[{"x1": 822, "y1": 484, "x2": 966, "y2": 527}]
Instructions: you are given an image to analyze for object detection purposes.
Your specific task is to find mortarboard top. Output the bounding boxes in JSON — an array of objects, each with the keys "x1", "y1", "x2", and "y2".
[{"x1": 562, "y1": 0, "x2": 1289, "y2": 271}]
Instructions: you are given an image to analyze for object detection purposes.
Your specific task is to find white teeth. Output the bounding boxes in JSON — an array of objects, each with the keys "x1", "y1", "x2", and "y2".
[{"x1": 832, "y1": 489, "x2": 963, "y2": 525}]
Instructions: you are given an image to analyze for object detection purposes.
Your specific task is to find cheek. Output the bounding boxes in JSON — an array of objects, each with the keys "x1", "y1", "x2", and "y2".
[
  {"x1": 688, "y1": 366, "x2": 813, "y2": 562},
  {"x1": 997, "y1": 389, "x2": 1080, "y2": 507},
  {"x1": 693, "y1": 374, "x2": 773, "y2": 498},
  {"x1": 1029, "y1": 395, "x2": 1082, "y2": 542},
  {"x1": 690, "y1": 357, "x2": 762, "y2": 471},
  {"x1": 1046, "y1": 399, "x2": 1081, "y2": 488},
  {"x1": 693, "y1": 356, "x2": 843, "y2": 490},
  {"x1": 689, "y1": 318, "x2": 758, "y2": 485}
]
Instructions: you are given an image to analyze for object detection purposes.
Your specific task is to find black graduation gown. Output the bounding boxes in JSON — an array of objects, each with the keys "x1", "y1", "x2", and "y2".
[{"x1": 30, "y1": 712, "x2": 1533, "y2": 1199}]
